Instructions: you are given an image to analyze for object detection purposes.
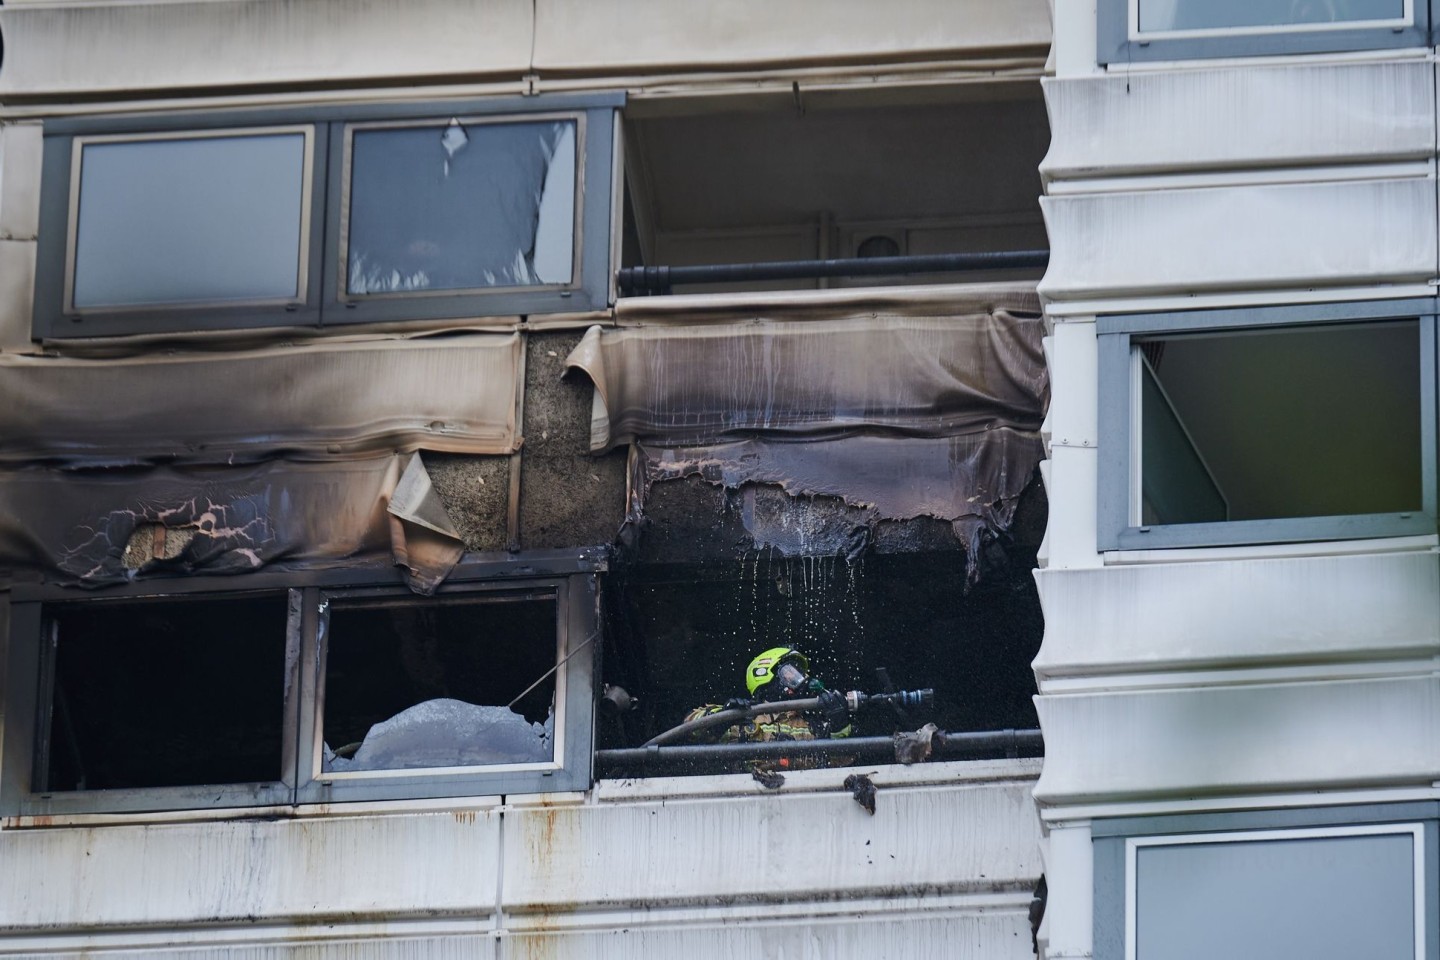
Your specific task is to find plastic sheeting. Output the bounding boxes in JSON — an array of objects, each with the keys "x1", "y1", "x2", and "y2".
[
  {"x1": 0, "y1": 333, "x2": 522, "y2": 467},
  {"x1": 0, "y1": 453, "x2": 463, "y2": 591},
  {"x1": 325, "y1": 698, "x2": 554, "y2": 772},
  {"x1": 565, "y1": 306, "x2": 1047, "y2": 452}
]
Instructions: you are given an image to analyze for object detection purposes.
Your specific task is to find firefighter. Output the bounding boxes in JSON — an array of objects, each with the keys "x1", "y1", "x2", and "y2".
[{"x1": 683, "y1": 647, "x2": 852, "y2": 765}]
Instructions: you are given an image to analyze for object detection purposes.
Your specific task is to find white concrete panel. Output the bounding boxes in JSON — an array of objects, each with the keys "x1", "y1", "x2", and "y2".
[
  {"x1": 0, "y1": 810, "x2": 500, "y2": 931},
  {"x1": 1052, "y1": 0, "x2": 1101, "y2": 78},
  {"x1": 1034, "y1": 550, "x2": 1440, "y2": 678},
  {"x1": 1044, "y1": 320, "x2": 1097, "y2": 448},
  {"x1": 0, "y1": 0, "x2": 533, "y2": 96},
  {"x1": 502, "y1": 912, "x2": 1036, "y2": 960},
  {"x1": 502, "y1": 779, "x2": 1042, "y2": 911},
  {"x1": 0, "y1": 124, "x2": 42, "y2": 242},
  {"x1": 4, "y1": 938, "x2": 495, "y2": 960},
  {"x1": 1042, "y1": 61, "x2": 1435, "y2": 180},
  {"x1": 534, "y1": 0, "x2": 1052, "y2": 74},
  {"x1": 0, "y1": 240, "x2": 37, "y2": 354},
  {"x1": 1037, "y1": 445, "x2": 1102, "y2": 570},
  {"x1": 1033, "y1": 674, "x2": 1440, "y2": 804},
  {"x1": 1041, "y1": 823, "x2": 1094, "y2": 960},
  {"x1": 1040, "y1": 177, "x2": 1438, "y2": 300}
]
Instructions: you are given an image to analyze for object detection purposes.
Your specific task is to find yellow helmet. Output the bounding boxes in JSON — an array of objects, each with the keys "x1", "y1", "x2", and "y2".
[{"x1": 746, "y1": 646, "x2": 811, "y2": 697}]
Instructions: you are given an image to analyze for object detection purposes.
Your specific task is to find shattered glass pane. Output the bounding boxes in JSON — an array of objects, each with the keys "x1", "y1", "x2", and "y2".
[
  {"x1": 1139, "y1": 0, "x2": 1403, "y2": 32},
  {"x1": 321, "y1": 593, "x2": 559, "y2": 772},
  {"x1": 346, "y1": 119, "x2": 576, "y2": 295},
  {"x1": 73, "y1": 133, "x2": 307, "y2": 308}
]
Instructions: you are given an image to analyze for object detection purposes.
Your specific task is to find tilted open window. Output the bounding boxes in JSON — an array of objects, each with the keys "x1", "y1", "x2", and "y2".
[
  {"x1": 1097, "y1": 299, "x2": 1437, "y2": 550},
  {"x1": 33, "y1": 93, "x2": 620, "y2": 339},
  {"x1": 1, "y1": 555, "x2": 601, "y2": 817},
  {"x1": 1098, "y1": 0, "x2": 1429, "y2": 64}
]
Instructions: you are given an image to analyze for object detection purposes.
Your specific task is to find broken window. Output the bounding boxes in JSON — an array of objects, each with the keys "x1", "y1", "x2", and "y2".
[
  {"x1": 2, "y1": 557, "x2": 603, "y2": 816},
  {"x1": 34, "y1": 94, "x2": 620, "y2": 338},
  {"x1": 319, "y1": 591, "x2": 559, "y2": 773},
  {"x1": 1099, "y1": 301, "x2": 1437, "y2": 550},
  {"x1": 18, "y1": 593, "x2": 294, "y2": 813},
  {"x1": 344, "y1": 118, "x2": 576, "y2": 295}
]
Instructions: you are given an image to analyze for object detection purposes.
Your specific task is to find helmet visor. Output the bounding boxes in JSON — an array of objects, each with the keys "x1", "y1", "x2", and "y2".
[{"x1": 774, "y1": 661, "x2": 809, "y2": 697}]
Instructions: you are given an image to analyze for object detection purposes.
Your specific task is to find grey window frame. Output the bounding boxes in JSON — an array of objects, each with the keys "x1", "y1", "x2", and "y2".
[
  {"x1": 1093, "y1": 803, "x2": 1440, "y2": 960},
  {"x1": 0, "y1": 587, "x2": 301, "y2": 817},
  {"x1": 1097, "y1": 0, "x2": 1431, "y2": 64},
  {"x1": 293, "y1": 572, "x2": 598, "y2": 805},
  {"x1": 33, "y1": 92, "x2": 622, "y2": 340},
  {"x1": 35, "y1": 119, "x2": 329, "y2": 338},
  {"x1": 0, "y1": 549, "x2": 603, "y2": 817},
  {"x1": 1096, "y1": 298, "x2": 1438, "y2": 551}
]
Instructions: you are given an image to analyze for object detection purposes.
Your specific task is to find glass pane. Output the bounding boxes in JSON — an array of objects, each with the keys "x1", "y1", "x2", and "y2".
[
  {"x1": 1139, "y1": 0, "x2": 1404, "y2": 32},
  {"x1": 1136, "y1": 833, "x2": 1415, "y2": 960},
  {"x1": 1139, "y1": 320, "x2": 1421, "y2": 524},
  {"x1": 346, "y1": 119, "x2": 576, "y2": 295},
  {"x1": 72, "y1": 133, "x2": 307, "y2": 309},
  {"x1": 322, "y1": 594, "x2": 558, "y2": 772},
  {"x1": 1140, "y1": 358, "x2": 1227, "y2": 525},
  {"x1": 44, "y1": 596, "x2": 289, "y2": 791}
]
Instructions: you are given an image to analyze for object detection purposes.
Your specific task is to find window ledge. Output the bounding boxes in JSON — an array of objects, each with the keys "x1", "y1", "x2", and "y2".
[
  {"x1": 613, "y1": 280, "x2": 1040, "y2": 326},
  {"x1": 592, "y1": 757, "x2": 1043, "y2": 804},
  {"x1": 1103, "y1": 533, "x2": 1438, "y2": 566}
]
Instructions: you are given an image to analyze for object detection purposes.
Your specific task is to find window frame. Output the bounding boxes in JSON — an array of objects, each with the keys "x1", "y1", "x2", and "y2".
[
  {"x1": 293, "y1": 572, "x2": 598, "y2": 805},
  {"x1": 33, "y1": 92, "x2": 623, "y2": 340},
  {"x1": 0, "y1": 588, "x2": 301, "y2": 817},
  {"x1": 1097, "y1": 0, "x2": 1431, "y2": 64},
  {"x1": 0, "y1": 550, "x2": 604, "y2": 817},
  {"x1": 35, "y1": 114, "x2": 330, "y2": 339},
  {"x1": 1096, "y1": 298, "x2": 1438, "y2": 551},
  {"x1": 1093, "y1": 804, "x2": 1440, "y2": 960}
]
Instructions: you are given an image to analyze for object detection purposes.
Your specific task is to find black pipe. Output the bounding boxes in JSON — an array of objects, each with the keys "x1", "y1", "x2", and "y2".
[
  {"x1": 596, "y1": 728, "x2": 1043, "y2": 769},
  {"x1": 616, "y1": 251, "x2": 1050, "y2": 296}
]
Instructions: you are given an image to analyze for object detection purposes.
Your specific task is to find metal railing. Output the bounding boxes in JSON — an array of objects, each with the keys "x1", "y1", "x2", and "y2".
[
  {"x1": 616, "y1": 250, "x2": 1051, "y2": 296},
  {"x1": 596, "y1": 728, "x2": 1043, "y2": 772}
]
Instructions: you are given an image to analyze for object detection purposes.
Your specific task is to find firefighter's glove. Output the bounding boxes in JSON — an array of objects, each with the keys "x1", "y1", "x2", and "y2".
[
  {"x1": 722, "y1": 697, "x2": 754, "y2": 712},
  {"x1": 818, "y1": 688, "x2": 850, "y2": 731}
]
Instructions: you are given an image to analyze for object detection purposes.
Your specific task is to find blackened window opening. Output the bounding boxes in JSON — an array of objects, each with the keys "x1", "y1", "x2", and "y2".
[
  {"x1": 42, "y1": 595, "x2": 288, "y2": 792},
  {"x1": 321, "y1": 593, "x2": 559, "y2": 771},
  {"x1": 601, "y1": 547, "x2": 1044, "y2": 773}
]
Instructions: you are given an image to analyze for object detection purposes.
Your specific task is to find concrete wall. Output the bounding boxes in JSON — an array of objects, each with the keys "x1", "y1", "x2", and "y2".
[
  {"x1": 0, "y1": 0, "x2": 1051, "y2": 99},
  {"x1": 0, "y1": 761, "x2": 1043, "y2": 959}
]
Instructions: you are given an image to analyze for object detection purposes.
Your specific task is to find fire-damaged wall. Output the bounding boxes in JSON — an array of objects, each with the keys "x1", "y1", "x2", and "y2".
[
  {"x1": 0, "y1": 284, "x2": 1047, "y2": 765},
  {"x1": 564, "y1": 285, "x2": 1050, "y2": 754}
]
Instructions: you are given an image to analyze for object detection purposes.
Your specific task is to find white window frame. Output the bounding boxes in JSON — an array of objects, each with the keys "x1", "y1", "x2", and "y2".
[
  {"x1": 1098, "y1": 0, "x2": 1429, "y2": 63},
  {"x1": 1125, "y1": 824, "x2": 1427, "y2": 960},
  {"x1": 1093, "y1": 803, "x2": 1440, "y2": 960}
]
